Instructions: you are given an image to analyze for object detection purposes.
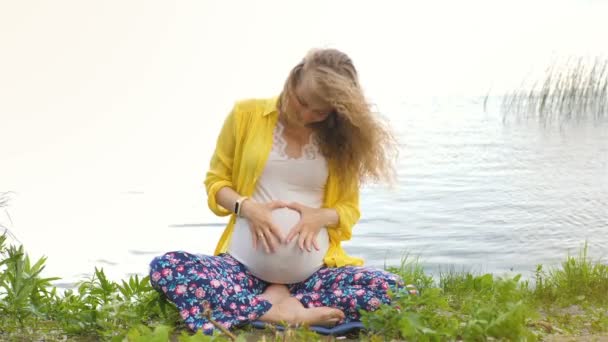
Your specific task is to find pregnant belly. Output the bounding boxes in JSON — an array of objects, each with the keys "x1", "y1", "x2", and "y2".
[{"x1": 228, "y1": 207, "x2": 329, "y2": 284}]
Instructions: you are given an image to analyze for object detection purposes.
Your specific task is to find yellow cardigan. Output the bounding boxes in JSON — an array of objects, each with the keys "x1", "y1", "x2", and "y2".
[{"x1": 204, "y1": 97, "x2": 365, "y2": 267}]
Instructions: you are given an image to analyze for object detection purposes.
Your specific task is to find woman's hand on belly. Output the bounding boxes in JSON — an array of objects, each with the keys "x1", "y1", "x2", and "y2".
[
  {"x1": 241, "y1": 199, "x2": 288, "y2": 253},
  {"x1": 285, "y1": 202, "x2": 338, "y2": 252}
]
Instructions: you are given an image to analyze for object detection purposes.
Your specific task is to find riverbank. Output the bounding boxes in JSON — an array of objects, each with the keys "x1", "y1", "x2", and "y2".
[{"x1": 1, "y1": 234, "x2": 606, "y2": 341}]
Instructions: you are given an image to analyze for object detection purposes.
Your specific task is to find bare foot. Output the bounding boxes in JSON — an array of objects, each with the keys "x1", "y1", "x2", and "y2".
[
  {"x1": 281, "y1": 297, "x2": 345, "y2": 327},
  {"x1": 258, "y1": 296, "x2": 345, "y2": 327},
  {"x1": 296, "y1": 306, "x2": 345, "y2": 327}
]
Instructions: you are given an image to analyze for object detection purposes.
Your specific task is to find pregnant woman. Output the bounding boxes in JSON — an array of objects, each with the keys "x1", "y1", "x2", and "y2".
[{"x1": 149, "y1": 48, "x2": 417, "y2": 335}]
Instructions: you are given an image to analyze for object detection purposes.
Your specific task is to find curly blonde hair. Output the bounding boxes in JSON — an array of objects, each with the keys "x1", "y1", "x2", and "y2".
[{"x1": 278, "y1": 48, "x2": 398, "y2": 188}]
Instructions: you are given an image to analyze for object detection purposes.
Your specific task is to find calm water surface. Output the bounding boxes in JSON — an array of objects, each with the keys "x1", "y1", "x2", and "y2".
[{"x1": 4, "y1": 96, "x2": 607, "y2": 287}]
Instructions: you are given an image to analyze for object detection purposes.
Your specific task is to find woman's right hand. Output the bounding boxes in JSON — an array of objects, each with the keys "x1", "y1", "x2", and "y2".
[{"x1": 240, "y1": 199, "x2": 287, "y2": 253}]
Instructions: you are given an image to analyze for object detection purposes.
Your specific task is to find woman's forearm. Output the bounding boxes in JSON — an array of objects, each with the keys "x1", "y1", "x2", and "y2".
[
  {"x1": 319, "y1": 208, "x2": 340, "y2": 226},
  {"x1": 216, "y1": 187, "x2": 243, "y2": 215}
]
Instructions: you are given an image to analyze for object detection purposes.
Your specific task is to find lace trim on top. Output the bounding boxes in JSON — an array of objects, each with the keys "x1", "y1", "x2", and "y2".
[{"x1": 272, "y1": 121, "x2": 320, "y2": 160}]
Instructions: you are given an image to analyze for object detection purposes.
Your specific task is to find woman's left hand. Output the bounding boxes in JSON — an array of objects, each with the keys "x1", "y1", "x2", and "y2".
[{"x1": 285, "y1": 202, "x2": 327, "y2": 252}]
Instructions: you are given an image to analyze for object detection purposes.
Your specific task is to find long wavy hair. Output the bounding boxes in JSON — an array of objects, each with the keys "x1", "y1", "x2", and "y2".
[{"x1": 277, "y1": 48, "x2": 398, "y2": 188}]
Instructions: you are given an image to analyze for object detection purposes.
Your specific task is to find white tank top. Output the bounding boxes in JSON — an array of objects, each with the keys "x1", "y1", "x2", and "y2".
[{"x1": 227, "y1": 121, "x2": 329, "y2": 284}]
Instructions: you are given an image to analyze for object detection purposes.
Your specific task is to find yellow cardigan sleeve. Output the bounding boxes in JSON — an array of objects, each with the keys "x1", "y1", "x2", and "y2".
[
  {"x1": 204, "y1": 104, "x2": 238, "y2": 216},
  {"x1": 327, "y1": 179, "x2": 361, "y2": 242}
]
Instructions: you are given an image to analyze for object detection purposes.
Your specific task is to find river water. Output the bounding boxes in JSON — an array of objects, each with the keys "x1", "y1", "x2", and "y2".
[{"x1": 2, "y1": 96, "x2": 607, "y2": 287}]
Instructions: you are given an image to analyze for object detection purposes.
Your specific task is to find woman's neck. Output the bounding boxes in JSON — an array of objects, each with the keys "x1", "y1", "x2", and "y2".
[{"x1": 279, "y1": 112, "x2": 312, "y2": 136}]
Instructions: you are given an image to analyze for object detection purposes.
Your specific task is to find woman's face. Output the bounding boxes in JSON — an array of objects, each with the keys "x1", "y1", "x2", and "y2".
[{"x1": 288, "y1": 80, "x2": 334, "y2": 126}]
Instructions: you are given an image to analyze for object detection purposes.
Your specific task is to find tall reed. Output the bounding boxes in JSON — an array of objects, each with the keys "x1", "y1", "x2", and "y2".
[{"x1": 499, "y1": 56, "x2": 608, "y2": 124}]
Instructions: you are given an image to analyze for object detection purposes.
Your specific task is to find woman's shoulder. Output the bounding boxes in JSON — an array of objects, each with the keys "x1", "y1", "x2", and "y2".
[{"x1": 232, "y1": 96, "x2": 279, "y2": 120}]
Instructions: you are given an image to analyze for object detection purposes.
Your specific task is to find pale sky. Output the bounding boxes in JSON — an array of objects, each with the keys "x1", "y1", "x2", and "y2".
[{"x1": 1, "y1": 0, "x2": 607, "y2": 197}]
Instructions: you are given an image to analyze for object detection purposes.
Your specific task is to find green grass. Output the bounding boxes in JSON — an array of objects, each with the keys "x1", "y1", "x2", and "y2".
[
  {"x1": 1, "y1": 233, "x2": 607, "y2": 341},
  {"x1": 533, "y1": 242, "x2": 608, "y2": 306}
]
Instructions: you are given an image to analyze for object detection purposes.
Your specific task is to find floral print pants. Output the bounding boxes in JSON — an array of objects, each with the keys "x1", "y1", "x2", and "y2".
[{"x1": 149, "y1": 251, "x2": 415, "y2": 335}]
